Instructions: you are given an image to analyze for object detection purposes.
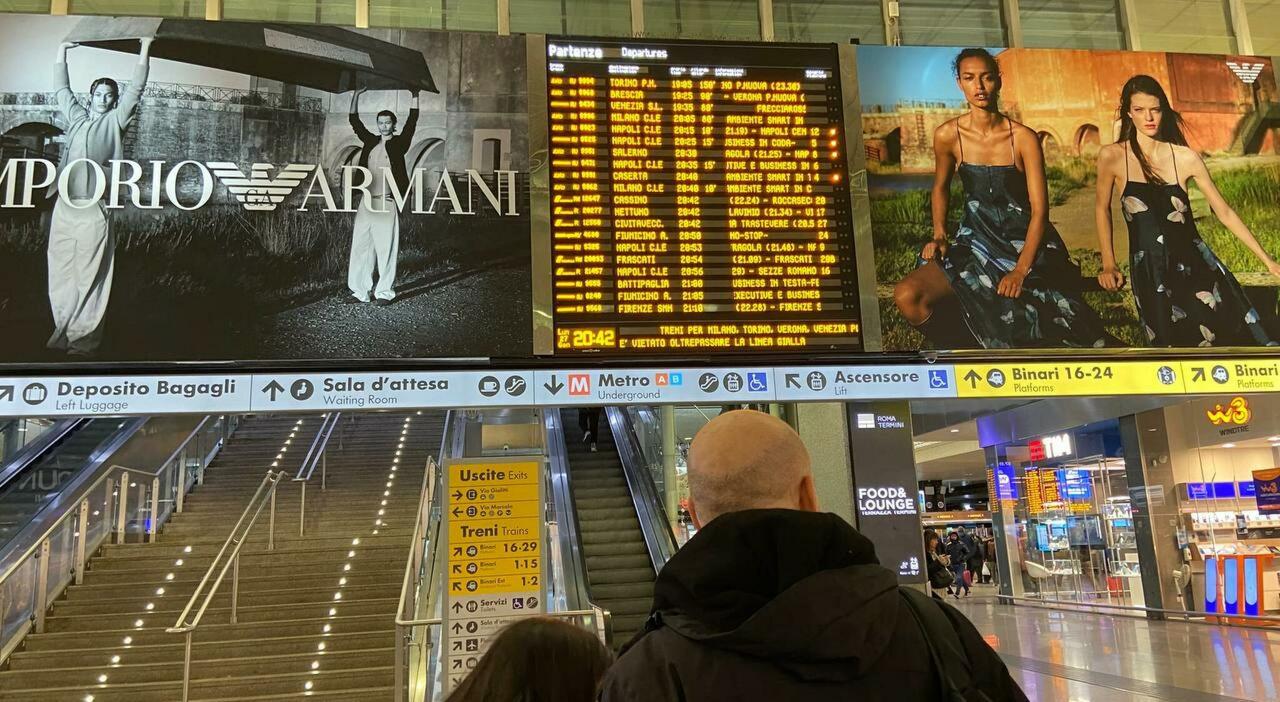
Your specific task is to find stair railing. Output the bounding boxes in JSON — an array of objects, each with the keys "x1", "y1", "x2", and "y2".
[
  {"x1": 0, "y1": 414, "x2": 238, "y2": 666},
  {"x1": 167, "y1": 467, "x2": 289, "y2": 702},
  {"x1": 293, "y1": 412, "x2": 342, "y2": 536}
]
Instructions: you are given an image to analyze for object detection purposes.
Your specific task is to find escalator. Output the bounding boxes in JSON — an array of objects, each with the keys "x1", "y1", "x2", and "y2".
[
  {"x1": 0, "y1": 419, "x2": 136, "y2": 543},
  {"x1": 557, "y1": 408, "x2": 672, "y2": 646}
]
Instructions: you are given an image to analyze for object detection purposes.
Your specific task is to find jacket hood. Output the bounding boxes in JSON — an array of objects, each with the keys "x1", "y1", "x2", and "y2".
[{"x1": 650, "y1": 509, "x2": 902, "y2": 681}]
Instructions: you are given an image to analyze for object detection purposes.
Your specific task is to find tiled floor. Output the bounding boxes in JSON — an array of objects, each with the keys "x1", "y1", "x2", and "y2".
[{"x1": 955, "y1": 598, "x2": 1280, "y2": 701}]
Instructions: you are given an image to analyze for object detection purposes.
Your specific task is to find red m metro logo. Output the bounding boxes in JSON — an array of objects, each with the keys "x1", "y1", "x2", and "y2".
[{"x1": 568, "y1": 374, "x2": 591, "y2": 396}]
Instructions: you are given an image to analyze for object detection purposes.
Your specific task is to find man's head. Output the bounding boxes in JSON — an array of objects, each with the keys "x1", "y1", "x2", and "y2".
[
  {"x1": 949, "y1": 531, "x2": 959, "y2": 542},
  {"x1": 376, "y1": 110, "x2": 397, "y2": 137},
  {"x1": 686, "y1": 410, "x2": 817, "y2": 528},
  {"x1": 89, "y1": 77, "x2": 119, "y2": 114}
]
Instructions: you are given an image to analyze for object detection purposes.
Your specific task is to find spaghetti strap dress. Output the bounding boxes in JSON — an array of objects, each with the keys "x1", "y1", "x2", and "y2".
[
  {"x1": 1120, "y1": 144, "x2": 1275, "y2": 346},
  {"x1": 933, "y1": 121, "x2": 1113, "y2": 348}
]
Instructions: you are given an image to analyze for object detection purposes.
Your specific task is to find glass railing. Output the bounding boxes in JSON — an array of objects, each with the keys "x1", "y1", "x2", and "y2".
[
  {"x1": 0, "y1": 414, "x2": 239, "y2": 666},
  {"x1": 0, "y1": 419, "x2": 59, "y2": 465}
]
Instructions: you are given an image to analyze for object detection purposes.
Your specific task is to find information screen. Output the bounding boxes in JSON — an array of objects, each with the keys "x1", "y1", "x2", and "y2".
[{"x1": 546, "y1": 37, "x2": 862, "y2": 355}]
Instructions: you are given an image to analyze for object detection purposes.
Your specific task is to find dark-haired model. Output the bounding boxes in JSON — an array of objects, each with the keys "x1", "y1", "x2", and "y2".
[
  {"x1": 346, "y1": 87, "x2": 420, "y2": 306},
  {"x1": 1095, "y1": 75, "x2": 1280, "y2": 346},
  {"x1": 47, "y1": 38, "x2": 152, "y2": 356},
  {"x1": 894, "y1": 49, "x2": 1112, "y2": 349}
]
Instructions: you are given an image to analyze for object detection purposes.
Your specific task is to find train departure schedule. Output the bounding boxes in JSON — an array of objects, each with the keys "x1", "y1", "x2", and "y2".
[{"x1": 546, "y1": 38, "x2": 863, "y2": 355}]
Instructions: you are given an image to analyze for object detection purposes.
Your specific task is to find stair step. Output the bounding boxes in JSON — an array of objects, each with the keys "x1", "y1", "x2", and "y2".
[
  {"x1": 24, "y1": 613, "x2": 393, "y2": 651},
  {"x1": 52, "y1": 582, "x2": 399, "y2": 616},
  {"x1": 8, "y1": 630, "x2": 393, "y2": 669},
  {"x1": 45, "y1": 597, "x2": 397, "y2": 633},
  {"x1": 0, "y1": 647, "x2": 393, "y2": 689},
  {"x1": 6, "y1": 665, "x2": 393, "y2": 702}
]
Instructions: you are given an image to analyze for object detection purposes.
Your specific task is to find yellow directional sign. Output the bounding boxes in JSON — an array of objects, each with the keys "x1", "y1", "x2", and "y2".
[
  {"x1": 1181, "y1": 358, "x2": 1280, "y2": 394},
  {"x1": 444, "y1": 458, "x2": 544, "y2": 694},
  {"x1": 954, "y1": 361, "x2": 1185, "y2": 398}
]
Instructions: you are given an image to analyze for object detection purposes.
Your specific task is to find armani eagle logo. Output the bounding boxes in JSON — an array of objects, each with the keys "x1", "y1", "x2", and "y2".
[
  {"x1": 207, "y1": 162, "x2": 316, "y2": 211},
  {"x1": 1226, "y1": 61, "x2": 1265, "y2": 85}
]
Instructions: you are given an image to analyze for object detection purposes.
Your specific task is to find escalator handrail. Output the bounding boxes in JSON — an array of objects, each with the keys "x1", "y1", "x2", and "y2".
[
  {"x1": 606, "y1": 407, "x2": 679, "y2": 573},
  {"x1": 0, "y1": 418, "x2": 86, "y2": 494},
  {"x1": 544, "y1": 410, "x2": 595, "y2": 613},
  {"x1": 0, "y1": 418, "x2": 148, "y2": 585}
]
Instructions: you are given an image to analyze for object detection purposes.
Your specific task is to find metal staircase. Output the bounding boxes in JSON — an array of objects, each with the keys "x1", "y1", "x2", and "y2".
[{"x1": 0, "y1": 411, "x2": 445, "y2": 701}]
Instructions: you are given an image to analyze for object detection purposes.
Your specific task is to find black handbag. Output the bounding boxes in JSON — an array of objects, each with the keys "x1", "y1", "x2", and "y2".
[{"x1": 928, "y1": 557, "x2": 955, "y2": 589}]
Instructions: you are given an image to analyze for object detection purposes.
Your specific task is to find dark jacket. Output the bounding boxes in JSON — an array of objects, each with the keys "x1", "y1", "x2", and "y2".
[
  {"x1": 944, "y1": 538, "x2": 971, "y2": 566},
  {"x1": 600, "y1": 510, "x2": 1027, "y2": 702},
  {"x1": 348, "y1": 108, "x2": 419, "y2": 192}
]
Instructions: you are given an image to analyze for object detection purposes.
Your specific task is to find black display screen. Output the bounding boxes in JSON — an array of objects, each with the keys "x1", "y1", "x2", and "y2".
[{"x1": 546, "y1": 37, "x2": 862, "y2": 355}]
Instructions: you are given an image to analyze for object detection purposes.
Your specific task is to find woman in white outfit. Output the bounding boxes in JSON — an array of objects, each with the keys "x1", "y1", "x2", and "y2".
[{"x1": 47, "y1": 37, "x2": 152, "y2": 356}]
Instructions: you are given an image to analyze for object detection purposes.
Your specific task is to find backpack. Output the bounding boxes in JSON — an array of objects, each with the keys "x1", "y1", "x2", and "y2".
[{"x1": 898, "y1": 588, "x2": 995, "y2": 702}]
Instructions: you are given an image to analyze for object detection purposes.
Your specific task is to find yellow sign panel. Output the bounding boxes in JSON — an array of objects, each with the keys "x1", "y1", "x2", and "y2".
[
  {"x1": 448, "y1": 556, "x2": 542, "y2": 579},
  {"x1": 448, "y1": 517, "x2": 542, "y2": 547},
  {"x1": 448, "y1": 572, "x2": 543, "y2": 597},
  {"x1": 450, "y1": 483, "x2": 540, "y2": 504},
  {"x1": 1181, "y1": 359, "x2": 1280, "y2": 394},
  {"x1": 954, "y1": 361, "x2": 1184, "y2": 398},
  {"x1": 449, "y1": 499, "x2": 541, "y2": 521},
  {"x1": 448, "y1": 461, "x2": 540, "y2": 488}
]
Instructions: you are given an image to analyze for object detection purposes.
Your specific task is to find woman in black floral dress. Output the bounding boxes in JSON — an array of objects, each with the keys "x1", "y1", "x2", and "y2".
[
  {"x1": 1096, "y1": 75, "x2": 1280, "y2": 346},
  {"x1": 894, "y1": 49, "x2": 1113, "y2": 349}
]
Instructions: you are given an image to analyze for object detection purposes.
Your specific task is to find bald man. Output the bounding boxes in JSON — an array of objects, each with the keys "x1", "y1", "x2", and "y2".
[{"x1": 601, "y1": 410, "x2": 1026, "y2": 702}]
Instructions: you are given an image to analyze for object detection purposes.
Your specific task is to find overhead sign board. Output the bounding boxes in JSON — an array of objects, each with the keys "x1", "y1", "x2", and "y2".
[
  {"x1": 954, "y1": 361, "x2": 1185, "y2": 398},
  {"x1": 532, "y1": 367, "x2": 775, "y2": 406},
  {"x1": 247, "y1": 371, "x2": 536, "y2": 412},
  {"x1": 0, "y1": 375, "x2": 253, "y2": 417},
  {"x1": 4, "y1": 356, "x2": 1280, "y2": 419},
  {"x1": 1182, "y1": 360, "x2": 1280, "y2": 394},
  {"x1": 772, "y1": 365, "x2": 951, "y2": 401},
  {"x1": 443, "y1": 458, "x2": 545, "y2": 692}
]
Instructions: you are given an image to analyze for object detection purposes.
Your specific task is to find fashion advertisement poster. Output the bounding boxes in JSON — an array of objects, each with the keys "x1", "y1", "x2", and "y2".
[
  {"x1": 0, "y1": 14, "x2": 531, "y2": 363},
  {"x1": 858, "y1": 45, "x2": 1280, "y2": 352}
]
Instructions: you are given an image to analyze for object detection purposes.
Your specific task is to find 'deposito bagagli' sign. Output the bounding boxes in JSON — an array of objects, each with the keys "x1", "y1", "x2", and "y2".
[{"x1": 443, "y1": 458, "x2": 544, "y2": 692}]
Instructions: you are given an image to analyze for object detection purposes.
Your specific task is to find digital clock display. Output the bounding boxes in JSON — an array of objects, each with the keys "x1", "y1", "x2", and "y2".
[{"x1": 546, "y1": 37, "x2": 864, "y2": 355}]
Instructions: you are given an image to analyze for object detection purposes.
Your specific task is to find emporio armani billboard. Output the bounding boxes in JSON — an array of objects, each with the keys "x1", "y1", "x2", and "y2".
[{"x1": 0, "y1": 14, "x2": 532, "y2": 363}]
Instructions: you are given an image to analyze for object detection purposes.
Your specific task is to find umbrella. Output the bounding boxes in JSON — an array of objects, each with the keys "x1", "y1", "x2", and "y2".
[{"x1": 64, "y1": 17, "x2": 436, "y2": 94}]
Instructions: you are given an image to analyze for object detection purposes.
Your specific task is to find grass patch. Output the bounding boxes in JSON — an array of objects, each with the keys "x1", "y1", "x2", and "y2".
[
  {"x1": 868, "y1": 158, "x2": 1136, "y2": 349},
  {"x1": 1193, "y1": 164, "x2": 1280, "y2": 274},
  {"x1": 0, "y1": 201, "x2": 529, "y2": 359}
]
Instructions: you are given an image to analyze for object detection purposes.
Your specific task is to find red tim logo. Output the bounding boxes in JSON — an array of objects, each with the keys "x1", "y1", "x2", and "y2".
[
  {"x1": 1027, "y1": 440, "x2": 1045, "y2": 462},
  {"x1": 568, "y1": 374, "x2": 591, "y2": 396},
  {"x1": 655, "y1": 373, "x2": 669, "y2": 386}
]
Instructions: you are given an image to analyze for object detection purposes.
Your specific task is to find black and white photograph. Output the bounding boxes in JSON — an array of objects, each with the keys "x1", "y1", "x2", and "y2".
[{"x1": 0, "y1": 13, "x2": 532, "y2": 363}]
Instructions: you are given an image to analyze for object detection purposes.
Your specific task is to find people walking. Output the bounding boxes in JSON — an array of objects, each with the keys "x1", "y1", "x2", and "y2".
[{"x1": 944, "y1": 531, "x2": 972, "y2": 598}]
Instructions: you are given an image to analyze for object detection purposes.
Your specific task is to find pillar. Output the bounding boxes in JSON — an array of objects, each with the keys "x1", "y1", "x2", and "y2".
[
  {"x1": 660, "y1": 405, "x2": 679, "y2": 524},
  {"x1": 794, "y1": 402, "x2": 856, "y2": 524}
]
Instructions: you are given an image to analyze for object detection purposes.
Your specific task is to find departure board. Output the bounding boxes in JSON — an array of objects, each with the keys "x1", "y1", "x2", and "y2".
[{"x1": 546, "y1": 38, "x2": 863, "y2": 355}]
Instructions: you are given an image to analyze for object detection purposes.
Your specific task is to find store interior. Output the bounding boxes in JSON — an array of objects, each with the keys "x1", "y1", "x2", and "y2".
[{"x1": 910, "y1": 394, "x2": 1280, "y2": 622}]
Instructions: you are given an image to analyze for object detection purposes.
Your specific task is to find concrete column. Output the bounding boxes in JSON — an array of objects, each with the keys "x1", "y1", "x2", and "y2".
[
  {"x1": 631, "y1": 0, "x2": 645, "y2": 36},
  {"x1": 1130, "y1": 407, "x2": 1190, "y2": 614},
  {"x1": 660, "y1": 405, "x2": 679, "y2": 525},
  {"x1": 1117, "y1": 0, "x2": 1141, "y2": 51},
  {"x1": 50, "y1": 0, "x2": 68, "y2": 15},
  {"x1": 497, "y1": 0, "x2": 511, "y2": 36},
  {"x1": 206, "y1": 0, "x2": 223, "y2": 21},
  {"x1": 1227, "y1": 0, "x2": 1254, "y2": 55},
  {"x1": 1000, "y1": 0, "x2": 1024, "y2": 47},
  {"x1": 759, "y1": 0, "x2": 775, "y2": 41},
  {"x1": 881, "y1": 0, "x2": 901, "y2": 46},
  {"x1": 794, "y1": 402, "x2": 856, "y2": 525}
]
